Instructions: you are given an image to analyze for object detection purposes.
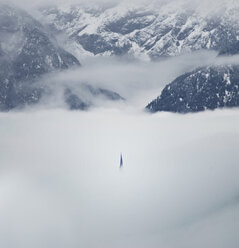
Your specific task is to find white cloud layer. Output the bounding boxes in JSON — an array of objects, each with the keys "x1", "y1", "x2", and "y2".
[
  {"x1": 37, "y1": 51, "x2": 218, "y2": 109},
  {"x1": 1, "y1": 1, "x2": 239, "y2": 246},
  {"x1": 36, "y1": 51, "x2": 239, "y2": 110},
  {"x1": 0, "y1": 108, "x2": 239, "y2": 248}
]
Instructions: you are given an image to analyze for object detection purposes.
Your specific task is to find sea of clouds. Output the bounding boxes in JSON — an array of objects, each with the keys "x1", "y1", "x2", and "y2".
[
  {"x1": 0, "y1": 108, "x2": 239, "y2": 248},
  {"x1": 1, "y1": 1, "x2": 239, "y2": 246}
]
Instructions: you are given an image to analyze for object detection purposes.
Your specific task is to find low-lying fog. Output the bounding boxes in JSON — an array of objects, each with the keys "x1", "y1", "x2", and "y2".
[
  {"x1": 1, "y1": 0, "x2": 239, "y2": 246},
  {"x1": 40, "y1": 50, "x2": 239, "y2": 110},
  {"x1": 2, "y1": 48, "x2": 239, "y2": 247},
  {"x1": 0, "y1": 108, "x2": 239, "y2": 248}
]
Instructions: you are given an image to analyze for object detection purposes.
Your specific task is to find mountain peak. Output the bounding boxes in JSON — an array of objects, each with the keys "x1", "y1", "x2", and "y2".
[{"x1": 39, "y1": 0, "x2": 239, "y2": 59}]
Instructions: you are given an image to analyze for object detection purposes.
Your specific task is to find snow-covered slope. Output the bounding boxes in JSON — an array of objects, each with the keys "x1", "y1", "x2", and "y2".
[
  {"x1": 0, "y1": 4, "x2": 126, "y2": 111},
  {"x1": 0, "y1": 4, "x2": 80, "y2": 110},
  {"x1": 40, "y1": 0, "x2": 239, "y2": 60},
  {"x1": 2, "y1": 1, "x2": 239, "y2": 112},
  {"x1": 146, "y1": 65, "x2": 239, "y2": 113},
  {"x1": 39, "y1": 0, "x2": 239, "y2": 113}
]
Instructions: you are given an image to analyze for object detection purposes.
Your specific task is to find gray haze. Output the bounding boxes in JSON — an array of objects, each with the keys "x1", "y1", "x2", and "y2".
[
  {"x1": 37, "y1": 51, "x2": 239, "y2": 110},
  {"x1": 0, "y1": 0, "x2": 239, "y2": 247},
  {"x1": 0, "y1": 108, "x2": 239, "y2": 248},
  {"x1": 1, "y1": 0, "x2": 238, "y2": 12},
  {"x1": 37, "y1": 51, "x2": 216, "y2": 109}
]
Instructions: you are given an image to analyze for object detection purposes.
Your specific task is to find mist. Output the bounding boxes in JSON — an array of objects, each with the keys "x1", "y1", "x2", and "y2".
[
  {"x1": 1, "y1": 0, "x2": 239, "y2": 246},
  {"x1": 36, "y1": 50, "x2": 239, "y2": 110},
  {"x1": 0, "y1": 108, "x2": 239, "y2": 248},
  {"x1": 36, "y1": 50, "x2": 219, "y2": 110},
  {"x1": 1, "y1": 0, "x2": 238, "y2": 13}
]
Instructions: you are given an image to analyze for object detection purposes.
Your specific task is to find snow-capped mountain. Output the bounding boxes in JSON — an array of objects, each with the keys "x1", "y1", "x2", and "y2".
[
  {"x1": 40, "y1": 0, "x2": 239, "y2": 60},
  {"x1": 0, "y1": 4, "x2": 124, "y2": 111},
  {"x1": 146, "y1": 65, "x2": 239, "y2": 113},
  {"x1": 0, "y1": 4, "x2": 80, "y2": 110},
  {"x1": 38, "y1": 0, "x2": 239, "y2": 113},
  {"x1": 2, "y1": 1, "x2": 239, "y2": 112}
]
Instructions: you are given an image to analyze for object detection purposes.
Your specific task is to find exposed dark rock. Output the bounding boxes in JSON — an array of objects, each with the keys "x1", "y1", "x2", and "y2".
[
  {"x1": 76, "y1": 34, "x2": 132, "y2": 56},
  {"x1": 64, "y1": 84, "x2": 125, "y2": 110},
  {"x1": 83, "y1": 84, "x2": 125, "y2": 101},
  {"x1": 64, "y1": 88, "x2": 90, "y2": 110}
]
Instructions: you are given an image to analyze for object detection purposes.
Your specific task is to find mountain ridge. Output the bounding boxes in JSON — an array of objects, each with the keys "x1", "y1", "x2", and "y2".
[
  {"x1": 146, "y1": 64, "x2": 239, "y2": 113},
  {"x1": 40, "y1": 1, "x2": 239, "y2": 60},
  {"x1": 0, "y1": 3, "x2": 81, "y2": 110}
]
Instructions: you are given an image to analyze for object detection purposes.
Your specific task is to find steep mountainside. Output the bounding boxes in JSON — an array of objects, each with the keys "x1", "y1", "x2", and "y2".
[
  {"x1": 146, "y1": 65, "x2": 239, "y2": 113},
  {"x1": 40, "y1": 0, "x2": 239, "y2": 59},
  {"x1": 0, "y1": 4, "x2": 80, "y2": 110},
  {"x1": 2, "y1": 2, "x2": 239, "y2": 113}
]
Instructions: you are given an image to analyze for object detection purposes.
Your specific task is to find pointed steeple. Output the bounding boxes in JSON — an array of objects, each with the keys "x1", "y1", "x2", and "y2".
[{"x1": 120, "y1": 153, "x2": 123, "y2": 168}]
